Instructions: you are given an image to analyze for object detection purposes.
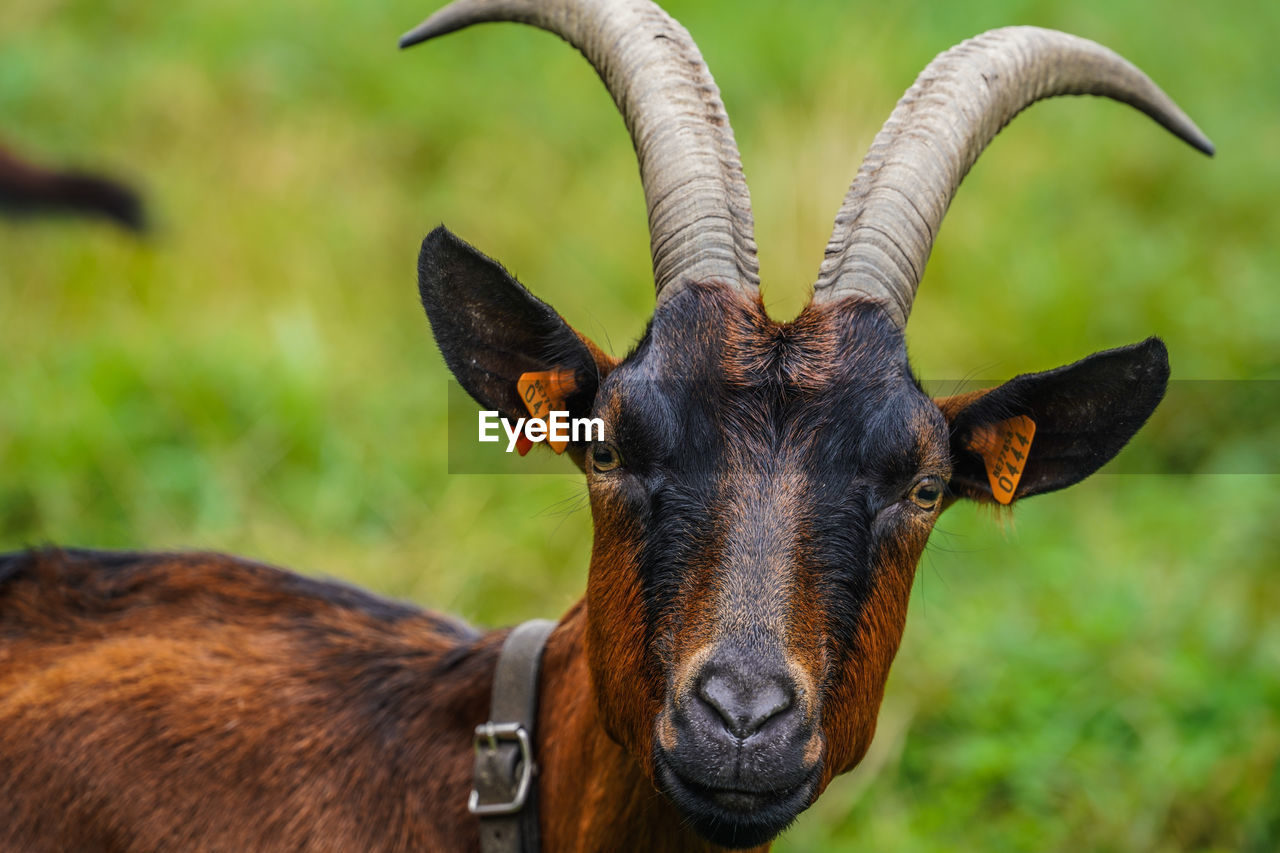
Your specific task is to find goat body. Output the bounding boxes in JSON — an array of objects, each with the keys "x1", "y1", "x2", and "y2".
[{"x1": 0, "y1": 548, "x2": 730, "y2": 852}]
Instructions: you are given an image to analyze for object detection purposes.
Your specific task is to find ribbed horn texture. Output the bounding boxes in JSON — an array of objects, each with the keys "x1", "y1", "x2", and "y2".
[
  {"x1": 812, "y1": 26, "x2": 1214, "y2": 327},
  {"x1": 401, "y1": 0, "x2": 759, "y2": 306}
]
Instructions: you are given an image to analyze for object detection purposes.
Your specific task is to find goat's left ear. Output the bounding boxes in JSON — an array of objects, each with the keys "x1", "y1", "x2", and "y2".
[
  {"x1": 417, "y1": 226, "x2": 617, "y2": 467},
  {"x1": 937, "y1": 338, "x2": 1169, "y2": 503}
]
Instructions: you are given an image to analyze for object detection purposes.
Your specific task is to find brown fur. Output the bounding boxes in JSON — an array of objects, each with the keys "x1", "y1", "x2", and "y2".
[{"x1": 0, "y1": 548, "x2": 771, "y2": 851}]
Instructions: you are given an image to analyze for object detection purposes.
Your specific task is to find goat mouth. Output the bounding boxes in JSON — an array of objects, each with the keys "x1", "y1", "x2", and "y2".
[{"x1": 654, "y1": 755, "x2": 819, "y2": 848}]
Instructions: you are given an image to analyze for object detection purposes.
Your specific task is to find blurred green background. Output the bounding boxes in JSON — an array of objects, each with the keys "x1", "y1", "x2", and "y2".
[{"x1": 2, "y1": 0, "x2": 1277, "y2": 849}]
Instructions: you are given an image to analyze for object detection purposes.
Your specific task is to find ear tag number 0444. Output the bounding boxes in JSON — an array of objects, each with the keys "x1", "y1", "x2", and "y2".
[
  {"x1": 514, "y1": 370, "x2": 577, "y2": 456},
  {"x1": 968, "y1": 415, "x2": 1036, "y2": 505}
]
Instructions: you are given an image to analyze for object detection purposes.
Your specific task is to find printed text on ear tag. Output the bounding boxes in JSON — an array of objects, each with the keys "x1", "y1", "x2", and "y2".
[
  {"x1": 968, "y1": 415, "x2": 1036, "y2": 505},
  {"x1": 516, "y1": 369, "x2": 577, "y2": 455}
]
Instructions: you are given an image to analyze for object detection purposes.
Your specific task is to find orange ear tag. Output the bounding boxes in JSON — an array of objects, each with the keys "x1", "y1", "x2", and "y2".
[
  {"x1": 515, "y1": 369, "x2": 577, "y2": 455},
  {"x1": 967, "y1": 415, "x2": 1036, "y2": 505}
]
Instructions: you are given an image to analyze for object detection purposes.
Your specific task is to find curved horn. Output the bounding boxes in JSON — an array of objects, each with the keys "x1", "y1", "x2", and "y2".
[
  {"x1": 811, "y1": 26, "x2": 1214, "y2": 327},
  {"x1": 401, "y1": 0, "x2": 759, "y2": 306}
]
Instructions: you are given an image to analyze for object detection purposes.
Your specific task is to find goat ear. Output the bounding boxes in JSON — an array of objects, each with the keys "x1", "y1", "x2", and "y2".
[
  {"x1": 937, "y1": 338, "x2": 1169, "y2": 503},
  {"x1": 417, "y1": 225, "x2": 614, "y2": 430}
]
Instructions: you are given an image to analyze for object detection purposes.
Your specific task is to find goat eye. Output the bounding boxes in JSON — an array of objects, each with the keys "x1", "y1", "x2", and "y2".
[
  {"x1": 909, "y1": 477, "x2": 943, "y2": 511},
  {"x1": 591, "y1": 442, "x2": 623, "y2": 472}
]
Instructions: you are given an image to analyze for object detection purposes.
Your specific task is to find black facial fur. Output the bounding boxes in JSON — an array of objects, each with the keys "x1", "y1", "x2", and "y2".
[{"x1": 592, "y1": 287, "x2": 948, "y2": 697}]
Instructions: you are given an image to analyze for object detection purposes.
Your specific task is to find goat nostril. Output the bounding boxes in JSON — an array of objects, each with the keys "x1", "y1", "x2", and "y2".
[{"x1": 697, "y1": 672, "x2": 795, "y2": 739}]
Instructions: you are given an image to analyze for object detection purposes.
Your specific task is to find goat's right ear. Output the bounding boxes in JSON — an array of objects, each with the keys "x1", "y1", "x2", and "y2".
[{"x1": 417, "y1": 226, "x2": 615, "y2": 429}]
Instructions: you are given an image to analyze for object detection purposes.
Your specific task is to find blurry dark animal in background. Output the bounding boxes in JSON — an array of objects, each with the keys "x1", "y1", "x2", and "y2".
[
  {"x1": 0, "y1": 140, "x2": 145, "y2": 232},
  {"x1": 0, "y1": 0, "x2": 1210, "y2": 850}
]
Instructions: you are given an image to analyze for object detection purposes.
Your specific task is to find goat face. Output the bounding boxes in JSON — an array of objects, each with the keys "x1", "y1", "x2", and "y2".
[
  {"x1": 584, "y1": 288, "x2": 943, "y2": 846},
  {"x1": 418, "y1": 228, "x2": 1171, "y2": 846},
  {"x1": 406, "y1": 0, "x2": 1208, "y2": 846}
]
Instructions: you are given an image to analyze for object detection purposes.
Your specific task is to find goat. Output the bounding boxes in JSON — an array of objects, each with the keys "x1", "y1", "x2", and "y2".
[
  {"x1": 0, "y1": 139, "x2": 145, "y2": 231},
  {"x1": 0, "y1": 1, "x2": 1211, "y2": 850}
]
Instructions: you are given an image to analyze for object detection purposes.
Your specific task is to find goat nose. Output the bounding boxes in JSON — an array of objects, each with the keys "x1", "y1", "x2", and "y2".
[{"x1": 697, "y1": 671, "x2": 794, "y2": 739}]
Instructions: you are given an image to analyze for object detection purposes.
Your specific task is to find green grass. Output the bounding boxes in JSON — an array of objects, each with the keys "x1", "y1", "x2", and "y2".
[{"x1": 2, "y1": 0, "x2": 1277, "y2": 849}]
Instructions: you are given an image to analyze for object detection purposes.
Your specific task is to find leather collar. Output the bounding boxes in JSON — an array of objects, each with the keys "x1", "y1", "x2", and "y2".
[{"x1": 469, "y1": 619, "x2": 556, "y2": 853}]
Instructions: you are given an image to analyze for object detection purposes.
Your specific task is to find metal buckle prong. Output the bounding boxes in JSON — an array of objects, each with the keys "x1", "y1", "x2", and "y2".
[{"x1": 467, "y1": 721, "x2": 534, "y2": 816}]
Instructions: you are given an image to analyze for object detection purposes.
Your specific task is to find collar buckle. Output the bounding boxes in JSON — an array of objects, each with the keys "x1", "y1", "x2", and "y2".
[{"x1": 468, "y1": 721, "x2": 534, "y2": 816}]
